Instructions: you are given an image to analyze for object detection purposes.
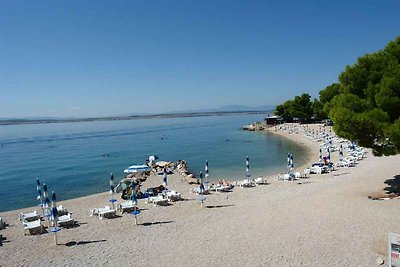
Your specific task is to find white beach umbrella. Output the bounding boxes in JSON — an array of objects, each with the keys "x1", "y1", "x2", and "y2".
[
  {"x1": 319, "y1": 148, "x2": 322, "y2": 162},
  {"x1": 50, "y1": 191, "x2": 61, "y2": 245},
  {"x1": 124, "y1": 164, "x2": 151, "y2": 173},
  {"x1": 162, "y1": 168, "x2": 168, "y2": 187},
  {"x1": 245, "y1": 156, "x2": 251, "y2": 177},
  {"x1": 109, "y1": 173, "x2": 117, "y2": 210},
  {"x1": 290, "y1": 154, "x2": 294, "y2": 171},
  {"x1": 130, "y1": 180, "x2": 140, "y2": 225},
  {"x1": 205, "y1": 160, "x2": 209, "y2": 178}
]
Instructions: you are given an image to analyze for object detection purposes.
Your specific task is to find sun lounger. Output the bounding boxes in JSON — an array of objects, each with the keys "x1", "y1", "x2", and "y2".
[
  {"x1": 254, "y1": 177, "x2": 268, "y2": 185},
  {"x1": 56, "y1": 205, "x2": 68, "y2": 216},
  {"x1": 90, "y1": 206, "x2": 116, "y2": 219},
  {"x1": 165, "y1": 191, "x2": 182, "y2": 201},
  {"x1": 23, "y1": 219, "x2": 44, "y2": 235},
  {"x1": 191, "y1": 187, "x2": 210, "y2": 195},
  {"x1": 239, "y1": 179, "x2": 256, "y2": 187},
  {"x1": 147, "y1": 195, "x2": 169, "y2": 206},
  {"x1": 118, "y1": 201, "x2": 136, "y2": 213},
  {"x1": 19, "y1": 211, "x2": 40, "y2": 222},
  {"x1": 57, "y1": 213, "x2": 75, "y2": 227}
]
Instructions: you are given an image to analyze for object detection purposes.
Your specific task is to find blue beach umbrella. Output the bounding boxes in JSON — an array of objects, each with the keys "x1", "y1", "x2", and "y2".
[
  {"x1": 131, "y1": 180, "x2": 137, "y2": 204},
  {"x1": 43, "y1": 183, "x2": 50, "y2": 218},
  {"x1": 109, "y1": 173, "x2": 117, "y2": 209},
  {"x1": 199, "y1": 171, "x2": 204, "y2": 194},
  {"x1": 205, "y1": 160, "x2": 209, "y2": 178},
  {"x1": 327, "y1": 147, "x2": 331, "y2": 162},
  {"x1": 130, "y1": 180, "x2": 140, "y2": 225},
  {"x1": 290, "y1": 154, "x2": 294, "y2": 171},
  {"x1": 339, "y1": 144, "x2": 343, "y2": 159},
  {"x1": 319, "y1": 148, "x2": 322, "y2": 162},
  {"x1": 199, "y1": 170, "x2": 203, "y2": 185},
  {"x1": 245, "y1": 156, "x2": 251, "y2": 177},
  {"x1": 163, "y1": 168, "x2": 168, "y2": 187},
  {"x1": 50, "y1": 191, "x2": 61, "y2": 245},
  {"x1": 36, "y1": 178, "x2": 42, "y2": 201},
  {"x1": 36, "y1": 178, "x2": 44, "y2": 216},
  {"x1": 51, "y1": 191, "x2": 57, "y2": 223},
  {"x1": 199, "y1": 195, "x2": 206, "y2": 207}
]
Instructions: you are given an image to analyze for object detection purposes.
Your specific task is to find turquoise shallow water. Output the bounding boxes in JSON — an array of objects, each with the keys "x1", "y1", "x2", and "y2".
[{"x1": 0, "y1": 114, "x2": 306, "y2": 212}]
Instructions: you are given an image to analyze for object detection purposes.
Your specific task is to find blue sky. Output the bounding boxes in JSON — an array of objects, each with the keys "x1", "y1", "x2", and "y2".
[{"x1": 1, "y1": 0, "x2": 399, "y2": 118}]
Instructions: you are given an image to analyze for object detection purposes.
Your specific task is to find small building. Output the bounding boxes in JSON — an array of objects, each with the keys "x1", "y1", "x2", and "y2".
[{"x1": 265, "y1": 115, "x2": 283, "y2": 125}]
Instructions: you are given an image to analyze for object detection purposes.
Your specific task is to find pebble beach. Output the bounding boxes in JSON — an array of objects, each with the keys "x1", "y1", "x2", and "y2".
[{"x1": 1, "y1": 123, "x2": 399, "y2": 266}]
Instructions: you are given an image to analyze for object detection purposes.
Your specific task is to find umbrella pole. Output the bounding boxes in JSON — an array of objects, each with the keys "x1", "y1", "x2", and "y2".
[{"x1": 54, "y1": 232, "x2": 57, "y2": 245}]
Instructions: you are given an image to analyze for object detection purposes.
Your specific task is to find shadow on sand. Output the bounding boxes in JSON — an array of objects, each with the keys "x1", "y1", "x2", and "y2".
[
  {"x1": 205, "y1": 204, "x2": 234, "y2": 209},
  {"x1": 384, "y1": 175, "x2": 400, "y2": 195},
  {"x1": 65, "y1": 239, "x2": 107, "y2": 247},
  {"x1": 141, "y1": 221, "x2": 174, "y2": 227}
]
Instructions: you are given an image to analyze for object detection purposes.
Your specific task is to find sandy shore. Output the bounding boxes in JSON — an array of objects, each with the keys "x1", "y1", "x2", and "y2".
[{"x1": 1, "y1": 123, "x2": 399, "y2": 266}]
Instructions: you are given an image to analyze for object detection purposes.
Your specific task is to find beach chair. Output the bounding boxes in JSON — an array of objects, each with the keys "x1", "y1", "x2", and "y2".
[
  {"x1": 56, "y1": 205, "x2": 69, "y2": 216},
  {"x1": 254, "y1": 177, "x2": 268, "y2": 185},
  {"x1": 147, "y1": 194, "x2": 169, "y2": 206},
  {"x1": 23, "y1": 219, "x2": 44, "y2": 235},
  {"x1": 19, "y1": 211, "x2": 40, "y2": 222},
  {"x1": 239, "y1": 179, "x2": 256, "y2": 187},
  {"x1": 190, "y1": 187, "x2": 210, "y2": 195},
  {"x1": 58, "y1": 213, "x2": 75, "y2": 228},
  {"x1": 118, "y1": 201, "x2": 136, "y2": 213},
  {"x1": 165, "y1": 191, "x2": 182, "y2": 201},
  {"x1": 90, "y1": 206, "x2": 116, "y2": 219}
]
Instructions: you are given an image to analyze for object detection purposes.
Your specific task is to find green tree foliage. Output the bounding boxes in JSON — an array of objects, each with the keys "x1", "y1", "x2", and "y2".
[
  {"x1": 312, "y1": 99, "x2": 327, "y2": 120},
  {"x1": 329, "y1": 36, "x2": 400, "y2": 155},
  {"x1": 275, "y1": 93, "x2": 314, "y2": 120}
]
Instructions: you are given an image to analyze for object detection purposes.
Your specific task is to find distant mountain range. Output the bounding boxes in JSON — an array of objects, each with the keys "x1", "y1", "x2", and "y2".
[{"x1": 151, "y1": 105, "x2": 276, "y2": 115}]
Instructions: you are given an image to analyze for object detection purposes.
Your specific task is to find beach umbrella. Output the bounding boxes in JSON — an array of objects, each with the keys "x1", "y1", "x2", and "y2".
[
  {"x1": 36, "y1": 178, "x2": 42, "y2": 201},
  {"x1": 319, "y1": 148, "x2": 322, "y2": 162},
  {"x1": 109, "y1": 173, "x2": 117, "y2": 209},
  {"x1": 198, "y1": 171, "x2": 204, "y2": 194},
  {"x1": 50, "y1": 191, "x2": 61, "y2": 245},
  {"x1": 339, "y1": 144, "x2": 343, "y2": 159},
  {"x1": 130, "y1": 180, "x2": 140, "y2": 225},
  {"x1": 131, "y1": 180, "x2": 137, "y2": 204},
  {"x1": 327, "y1": 147, "x2": 331, "y2": 162},
  {"x1": 199, "y1": 170, "x2": 203, "y2": 185},
  {"x1": 43, "y1": 183, "x2": 50, "y2": 218},
  {"x1": 205, "y1": 160, "x2": 209, "y2": 178},
  {"x1": 245, "y1": 156, "x2": 251, "y2": 177},
  {"x1": 124, "y1": 164, "x2": 151, "y2": 173},
  {"x1": 162, "y1": 168, "x2": 168, "y2": 187},
  {"x1": 36, "y1": 178, "x2": 44, "y2": 215},
  {"x1": 199, "y1": 195, "x2": 206, "y2": 208},
  {"x1": 50, "y1": 191, "x2": 57, "y2": 223},
  {"x1": 290, "y1": 154, "x2": 294, "y2": 171}
]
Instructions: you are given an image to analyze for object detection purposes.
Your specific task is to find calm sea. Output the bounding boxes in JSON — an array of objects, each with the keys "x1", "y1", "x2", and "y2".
[{"x1": 0, "y1": 114, "x2": 306, "y2": 212}]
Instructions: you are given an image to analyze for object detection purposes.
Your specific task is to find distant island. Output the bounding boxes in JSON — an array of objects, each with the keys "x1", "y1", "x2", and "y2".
[{"x1": 0, "y1": 110, "x2": 272, "y2": 126}]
